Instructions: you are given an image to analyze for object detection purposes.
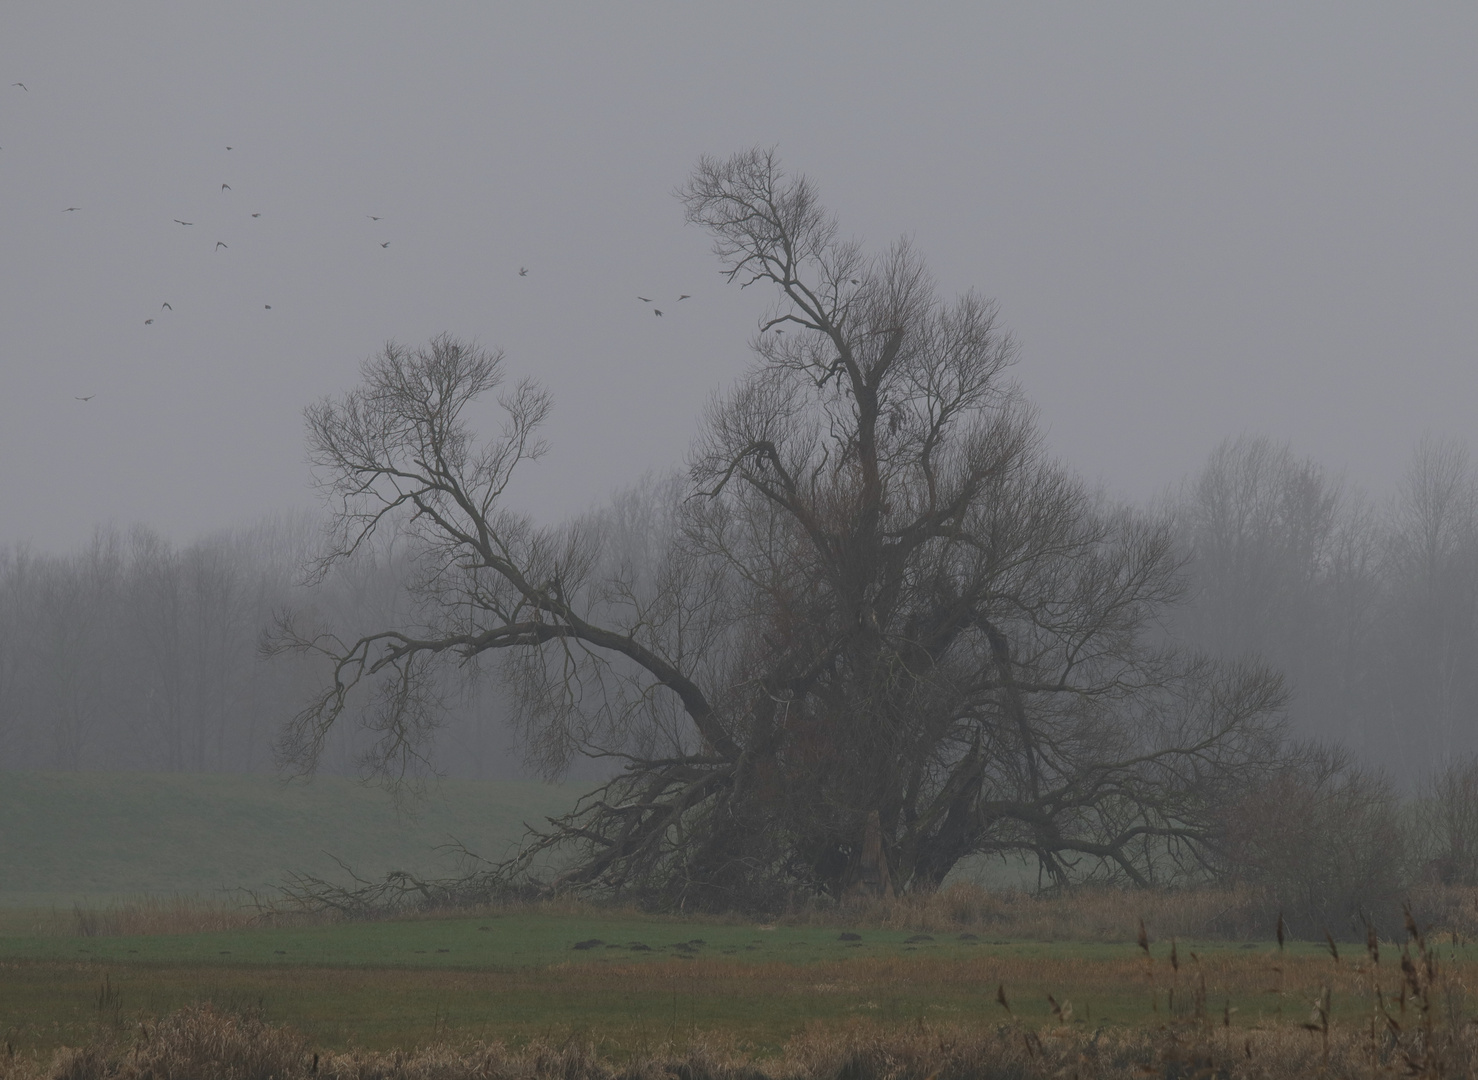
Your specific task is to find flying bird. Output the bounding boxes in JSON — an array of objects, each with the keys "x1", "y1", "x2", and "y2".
[
  {"x1": 11, "y1": 83, "x2": 26, "y2": 91},
  {"x1": 226, "y1": 146, "x2": 232, "y2": 150},
  {"x1": 519, "y1": 267, "x2": 528, "y2": 277},
  {"x1": 653, "y1": 309, "x2": 663, "y2": 317},
  {"x1": 380, "y1": 241, "x2": 390, "y2": 248},
  {"x1": 251, "y1": 212, "x2": 261, "y2": 218},
  {"x1": 215, "y1": 241, "x2": 227, "y2": 251},
  {"x1": 221, "y1": 183, "x2": 231, "y2": 191},
  {"x1": 174, "y1": 219, "x2": 193, "y2": 226},
  {"x1": 161, "y1": 302, "x2": 172, "y2": 310},
  {"x1": 144, "y1": 318, "x2": 154, "y2": 325},
  {"x1": 264, "y1": 305, "x2": 271, "y2": 309},
  {"x1": 74, "y1": 395, "x2": 94, "y2": 402},
  {"x1": 62, "y1": 206, "x2": 80, "y2": 212},
  {"x1": 637, "y1": 296, "x2": 652, "y2": 302},
  {"x1": 366, "y1": 215, "x2": 383, "y2": 221},
  {"x1": 677, "y1": 294, "x2": 691, "y2": 301}
]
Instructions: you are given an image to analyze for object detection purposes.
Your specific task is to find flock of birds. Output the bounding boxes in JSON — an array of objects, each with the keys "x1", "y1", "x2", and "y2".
[
  {"x1": 8, "y1": 81, "x2": 697, "y2": 405},
  {"x1": 62, "y1": 141, "x2": 302, "y2": 399},
  {"x1": 639, "y1": 294, "x2": 691, "y2": 317}
]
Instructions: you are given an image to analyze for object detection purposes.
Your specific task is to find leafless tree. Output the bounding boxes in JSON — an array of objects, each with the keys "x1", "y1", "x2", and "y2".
[
  {"x1": 1218, "y1": 742, "x2": 1410, "y2": 938},
  {"x1": 273, "y1": 150, "x2": 1288, "y2": 909},
  {"x1": 1382, "y1": 436, "x2": 1478, "y2": 774},
  {"x1": 1173, "y1": 435, "x2": 1343, "y2": 662},
  {"x1": 32, "y1": 531, "x2": 125, "y2": 769},
  {"x1": 1418, "y1": 754, "x2": 1478, "y2": 886},
  {"x1": 1169, "y1": 436, "x2": 1381, "y2": 751}
]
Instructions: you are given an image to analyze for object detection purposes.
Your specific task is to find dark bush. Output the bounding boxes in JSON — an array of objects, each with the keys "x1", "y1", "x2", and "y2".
[{"x1": 1218, "y1": 743, "x2": 1411, "y2": 938}]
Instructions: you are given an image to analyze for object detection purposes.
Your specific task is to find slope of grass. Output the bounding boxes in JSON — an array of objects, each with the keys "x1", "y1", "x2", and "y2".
[{"x1": 0, "y1": 772, "x2": 581, "y2": 906}]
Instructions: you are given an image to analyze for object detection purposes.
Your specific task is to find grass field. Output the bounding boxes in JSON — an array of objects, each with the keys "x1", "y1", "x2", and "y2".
[
  {"x1": 6, "y1": 773, "x2": 1478, "y2": 1075},
  {"x1": 0, "y1": 772, "x2": 581, "y2": 906},
  {"x1": 1, "y1": 905, "x2": 1465, "y2": 1058}
]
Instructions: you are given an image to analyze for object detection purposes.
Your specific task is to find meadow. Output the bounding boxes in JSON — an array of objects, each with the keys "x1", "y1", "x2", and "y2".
[
  {"x1": 4, "y1": 900, "x2": 1477, "y2": 1078},
  {"x1": 6, "y1": 773, "x2": 1478, "y2": 1077},
  {"x1": 0, "y1": 772, "x2": 582, "y2": 907},
  {"x1": 0, "y1": 907, "x2": 1419, "y2": 1048}
]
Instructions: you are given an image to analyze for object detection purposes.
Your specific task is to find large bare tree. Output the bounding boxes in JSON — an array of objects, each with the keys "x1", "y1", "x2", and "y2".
[{"x1": 275, "y1": 149, "x2": 1287, "y2": 908}]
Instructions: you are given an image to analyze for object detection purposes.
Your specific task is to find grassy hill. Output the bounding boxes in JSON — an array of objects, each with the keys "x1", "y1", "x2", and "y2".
[{"x1": 0, "y1": 772, "x2": 583, "y2": 906}]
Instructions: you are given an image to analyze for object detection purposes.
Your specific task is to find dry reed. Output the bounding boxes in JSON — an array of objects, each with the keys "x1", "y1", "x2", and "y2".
[{"x1": 10, "y1": 1000, "x2": 1478, "y2": 1080}]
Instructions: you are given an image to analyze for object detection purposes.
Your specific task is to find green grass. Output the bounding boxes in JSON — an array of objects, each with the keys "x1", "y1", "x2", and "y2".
[
  {"x1": 0, "y1": 772, "x2": 582, "y2": 906},
  {"x1": 0, "y1": 908, "x2": 1267, "y2": 967},
  {"x1": 3, "y1": 774, "x2": 1464, "y2": 1060},
  {"x1": 0, "y1": 908, "x2": 1405, "y2": 1056}
]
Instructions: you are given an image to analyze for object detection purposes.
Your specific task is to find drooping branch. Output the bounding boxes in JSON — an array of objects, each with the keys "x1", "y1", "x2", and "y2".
[{"x1": 275, "y1": 151, "x2": 1291, "y2": 913}]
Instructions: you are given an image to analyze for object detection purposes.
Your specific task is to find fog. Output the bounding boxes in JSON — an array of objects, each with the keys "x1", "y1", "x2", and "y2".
[
  {"x1": 3, "y1": 433, "x2": 1477, "y2": 787},
  {"x1": 3, "y1": 6, "x2": 1478, "y2": 784}
]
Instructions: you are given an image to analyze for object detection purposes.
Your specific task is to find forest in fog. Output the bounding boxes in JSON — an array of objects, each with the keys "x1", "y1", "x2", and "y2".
[
  {"x1": 2, "y1": 430, "x2": 1475, "y2": 790},
  {"x1": 0, "y1": 510, "x2": 520, "y2": 779}
]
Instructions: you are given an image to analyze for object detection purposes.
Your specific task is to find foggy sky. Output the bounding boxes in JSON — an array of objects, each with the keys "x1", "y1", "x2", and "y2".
[{"x1": 4, "y1": 5, "x2": 1476, "y2": 551}]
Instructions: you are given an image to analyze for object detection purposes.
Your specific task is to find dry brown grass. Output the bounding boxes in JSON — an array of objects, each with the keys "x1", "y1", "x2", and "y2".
[
  {"x1": 785, "y1": 883, "x2": 1267, "y2": 941},
  {"x1": 6, "y1": 901, "x2": 1478, "y2": 1077},
  {"x1": 783, "y1": 881, "x2": 1478, "y2": 943},
  {"x1": 9, "y1": 1000, "x2": 1478, "y2": 1080}
]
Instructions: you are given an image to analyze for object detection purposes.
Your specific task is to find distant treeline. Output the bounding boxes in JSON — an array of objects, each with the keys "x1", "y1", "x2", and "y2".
[
  {"x1": 1166, "y1": 432, "x2": 1478, "y2": 786},
  {"x1": 2, "y1": 432, "x2": 1476, "y2": 787},
  {"x1": 0, "y1": 512, "x2": 519, "y2": 777}
]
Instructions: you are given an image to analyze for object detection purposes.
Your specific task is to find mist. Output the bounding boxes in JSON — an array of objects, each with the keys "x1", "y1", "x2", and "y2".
[
  {"x1": 5, "y1": 6, "x2": 1478, "y2": 548},
  {"x1": 1, "y1": 431, "x2": 1474, "y2": 788},
  {"x1": 4, "y1": 6, "x2": 1478, "y2": 787}
]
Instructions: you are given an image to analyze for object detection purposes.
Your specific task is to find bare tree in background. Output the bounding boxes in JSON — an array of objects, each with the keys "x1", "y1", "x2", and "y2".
[
  {"x1": 1170, "y1": 436, "x2": 1380, "y2": 751},
  {"x1": 34, "y1": 534, "x2": 122, "y2": 769},
  {"x1": 1419, "y1": 755, "x2": 1478, "y2": 886},
  {"x1": 1219, "y1": 742, "x2": 1409, "y2": 937},
  {"x1": 274, "y1": 149, "x2": 1288, "y2": 908},
  {"x1": 1174, "y1": 435, "x2": 1343, "y2": 663},
  {"x1": 1383, "y1": 436, "x2": 1478, "y2": 775}
]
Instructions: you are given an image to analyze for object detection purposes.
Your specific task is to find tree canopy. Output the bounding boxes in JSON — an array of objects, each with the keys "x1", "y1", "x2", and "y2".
[{"x1": 277, "y1": 149, "x2": 1287, "y2": 909}]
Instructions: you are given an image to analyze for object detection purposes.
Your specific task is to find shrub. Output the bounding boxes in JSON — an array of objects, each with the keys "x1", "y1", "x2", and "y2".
[{"x1": 1217, "y1": 743, "x2": 1412, "y2": 937}]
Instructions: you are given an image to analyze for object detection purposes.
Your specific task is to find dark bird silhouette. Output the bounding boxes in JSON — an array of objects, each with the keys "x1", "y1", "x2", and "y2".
[
  {"x1": 215, "y1": 241, "x2": 227, "y2": 251},
  {"x1": 264, "y1": 305, "x2": 271, "y2": 309},
  {"x1": 653, "y1": 309, "x2": 663, "y2": 317},
  {"x1": 678, "y1": 294, "x2": 691, "y2": 301},
  {"x1": 161, "y1": 302, "x2": 172, "y2": 310},
  {"x1": 144, "y1": 318, "x2": 154, "y2": 325},
  {"x1": 226, "y1": 146, "x2": 232, "y2": 150},
  {"x1": 74, "y1": 395, "x2": 94, "y2": 402},
  {"x1": 380, "y1": 241, "x2": 390, "y2": 248},
  {"x1": 366, "y1": 215, "x2": 383, "y2": 221},
  {"x1": 251, "y1": 212, "x2": 261, "y2": 218},
  {"x1": 519, "y1": 267, "x2": 528, "y2": 276},
  {"x1": 62, "y1": 207, "x2": 80, "y2": 212},
  {"x1": 11, "y1": 83, "x2": 26, "y2": 91},
  {"x1": 174, "y1": 219, "x2": 193, "y2": 226},
  {"x1": 221, "y1": 183, "x2": 231, "y2": 191},
  {"x1": 637, "y1": 296, "x2": 653, "y2": 302}
]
